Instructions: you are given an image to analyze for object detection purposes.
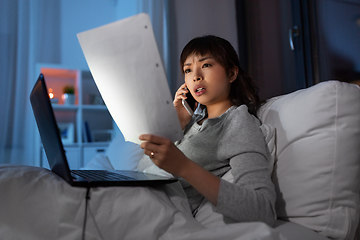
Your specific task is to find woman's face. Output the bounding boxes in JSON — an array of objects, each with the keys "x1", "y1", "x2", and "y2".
[{"x1": 183, "y1": 53, "x2": 236, "y2": 107}]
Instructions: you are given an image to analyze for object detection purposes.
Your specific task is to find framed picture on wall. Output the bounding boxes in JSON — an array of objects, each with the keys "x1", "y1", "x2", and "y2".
[{"x1": 58, "y1": 123, "x2": 74, "y2": 144}]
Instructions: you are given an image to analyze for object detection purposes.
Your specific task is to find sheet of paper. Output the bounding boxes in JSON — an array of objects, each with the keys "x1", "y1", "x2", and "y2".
[{"x1": 77, "y1": 13, "x2": 183, "y2": 145}]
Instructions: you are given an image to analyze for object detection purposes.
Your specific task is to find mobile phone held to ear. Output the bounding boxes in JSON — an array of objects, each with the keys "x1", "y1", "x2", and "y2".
[{"x1": 182, "y1": 91, "x2": 196, "y2": 116}]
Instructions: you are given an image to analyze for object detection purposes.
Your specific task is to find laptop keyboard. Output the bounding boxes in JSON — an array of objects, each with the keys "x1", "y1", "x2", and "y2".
[{"x1": 71, "y1": 170, "x2": 136, "y2": 181}]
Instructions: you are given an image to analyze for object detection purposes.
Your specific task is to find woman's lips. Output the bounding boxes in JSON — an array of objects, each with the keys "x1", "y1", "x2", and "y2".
[{"x1": 194, "y1": 86, "x2": 206, "y2": 96}]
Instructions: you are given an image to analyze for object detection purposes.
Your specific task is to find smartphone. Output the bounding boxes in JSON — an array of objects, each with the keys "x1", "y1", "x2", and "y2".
[{"x1": 182, "y1": 91, "x2": 197, "y2": 116}]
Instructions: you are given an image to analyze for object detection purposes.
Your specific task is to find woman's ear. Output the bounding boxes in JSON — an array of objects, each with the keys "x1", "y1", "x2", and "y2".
[{"x1": 229, "y1": 67, "x2": 239, "y2": 83}]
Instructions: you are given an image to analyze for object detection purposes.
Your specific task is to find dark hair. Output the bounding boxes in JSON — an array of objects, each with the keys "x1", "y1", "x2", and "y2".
[{"x1": 180, "y1": 35, "x2": 261, "y2": 116}]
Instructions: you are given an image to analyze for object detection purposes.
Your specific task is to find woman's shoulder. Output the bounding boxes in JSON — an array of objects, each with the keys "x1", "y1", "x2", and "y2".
[
  {"x1": 216, "y1": 105, "x2": 262, "y2": 145},
  {"x1": 232, "y1": 104, "x2": 250, "y2": 115},
  {"x1": 225, "y1": 105, "x2": 260, "y2": 127},
  {"x1": 218, "y1": 105, "x2": 266, "y2": 157}
]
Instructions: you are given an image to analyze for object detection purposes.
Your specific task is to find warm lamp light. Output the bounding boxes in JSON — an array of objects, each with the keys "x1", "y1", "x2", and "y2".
[
  {"x1": 48, "y1": 88, "x2": 59, "y2": 104},
  {"x1": 49, "y1": 88, "x2": 54, "y2": 99}
]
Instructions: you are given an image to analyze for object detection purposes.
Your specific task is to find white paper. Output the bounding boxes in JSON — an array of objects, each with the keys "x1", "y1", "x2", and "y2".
[{"x1": 77, "y1": 13, "x2": 183, "y2": 145}]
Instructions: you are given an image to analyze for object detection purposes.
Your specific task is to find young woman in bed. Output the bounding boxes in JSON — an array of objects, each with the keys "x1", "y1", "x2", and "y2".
[{"x1": 139, "y1": 35, "x2": 276, "y2": 227}]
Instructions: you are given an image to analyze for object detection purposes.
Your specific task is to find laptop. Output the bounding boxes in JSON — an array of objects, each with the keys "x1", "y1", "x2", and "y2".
[{"x1": 30, "y1": 73, "x2": 177, "y2": 188}]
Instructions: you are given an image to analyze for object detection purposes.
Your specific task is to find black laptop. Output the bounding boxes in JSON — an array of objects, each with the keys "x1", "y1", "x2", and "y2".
[{"x1": 30, "y1": 73, "x2": 177, "y2": 187}]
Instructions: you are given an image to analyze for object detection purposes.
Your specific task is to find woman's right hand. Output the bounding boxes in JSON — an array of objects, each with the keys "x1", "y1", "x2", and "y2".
[{"x1": 173, "y1": 83, "x2": 193, "y2": 129}]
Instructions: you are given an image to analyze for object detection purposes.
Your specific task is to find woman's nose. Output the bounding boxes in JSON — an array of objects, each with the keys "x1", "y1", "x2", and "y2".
[
  {"x1": 193, "y1": 76, "x2": 202, "y2": 82},
  {"x1": 193, "y1": 69, "x2": 203, "y2": 82}
]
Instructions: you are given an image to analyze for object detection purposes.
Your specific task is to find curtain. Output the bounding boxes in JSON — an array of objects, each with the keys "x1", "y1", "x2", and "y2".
[
  {"x1": 130, "y1": 0, "x2": 173, "y2": 91},
  {"x1": 0, "y1": 0, "x2": 61, "y2": 166}
]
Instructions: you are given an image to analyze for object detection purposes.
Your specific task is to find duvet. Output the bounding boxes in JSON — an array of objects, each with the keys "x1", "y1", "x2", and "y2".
[{"x1": 0, "y1": 164, "x2": 286, "y2": 240}]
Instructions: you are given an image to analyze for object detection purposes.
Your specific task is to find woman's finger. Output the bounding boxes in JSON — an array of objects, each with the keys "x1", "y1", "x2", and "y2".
[
  {"x1": 139, "y1": 134, "x2": 166, "y2": 145},
  {"x1": 175, "y1": 84, "x2": 188, "y2": 97}
]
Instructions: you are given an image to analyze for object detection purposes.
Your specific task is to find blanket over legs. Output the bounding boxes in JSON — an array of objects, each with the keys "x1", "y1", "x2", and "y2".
[{"x1": 0, "y1": 165, "x2": 286, "y2": 240}]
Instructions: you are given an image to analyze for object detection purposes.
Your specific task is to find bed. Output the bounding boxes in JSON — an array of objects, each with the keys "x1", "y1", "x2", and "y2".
[{"x1": 1, "y1": 80, "x2": 360, "y2": 240}]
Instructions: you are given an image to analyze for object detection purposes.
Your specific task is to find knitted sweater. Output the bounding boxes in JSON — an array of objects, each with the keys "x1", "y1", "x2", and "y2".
[{"x1": 175, "y1": 105, "x2": 276, "y2": 226}]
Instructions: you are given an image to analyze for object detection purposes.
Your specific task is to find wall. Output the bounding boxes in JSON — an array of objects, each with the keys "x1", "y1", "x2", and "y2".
[
  {"x1": 245, "y1": 0, "x2": 286, "y2": 100},
  {"x1": 60, "y1": 0, "x2": 117, "y2": 69},
  {"x1": 245, "y1": 0, "x2": 360, "y2": 100},
  {"x1": 316, "y1": 0, "x2": 360, "y2": 81},
  {"x1": 168, "y1": 0, "x2": 238, "y2": 93}
]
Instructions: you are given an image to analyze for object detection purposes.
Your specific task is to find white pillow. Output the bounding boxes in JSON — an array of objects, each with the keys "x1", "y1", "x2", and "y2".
[
  {"x1": 82, "y1": 154, "x2": 114, "y2": 170},
  {"x1": 260, "y1": 123, "x2": 276, "y2": 175},
  {"x1": 258, "y1": 81, "x2": 360, "y2": 240},
  {"x1": 106, "y1": 134, "x2": 144, "y2": 170}
]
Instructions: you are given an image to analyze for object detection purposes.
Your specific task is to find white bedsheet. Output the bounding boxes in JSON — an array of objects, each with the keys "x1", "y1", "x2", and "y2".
[{"x1": 0, "y1": 165, "x2": 286, "y2": 240}]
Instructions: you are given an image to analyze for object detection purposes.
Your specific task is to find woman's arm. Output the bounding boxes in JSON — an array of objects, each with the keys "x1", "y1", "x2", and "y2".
[
  {"x1": 179, "y1": 159, "x2": 220, "y2": 206},
  {"x1": 139, "y1": 134, "x2": 220, "y2": 206},
  {"x1": 216, "y1": 153, "x2": 276, "y2": 226},
  {"x1": 214, "y1": 106, "x2": 276, "y2": 225}
]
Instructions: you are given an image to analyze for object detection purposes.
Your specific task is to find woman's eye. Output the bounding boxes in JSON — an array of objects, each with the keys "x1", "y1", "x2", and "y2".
[
  {"x1": 184, "y1": 69, "x2": 191, "y2": 74},
  {"x1": 202, "y1": 63, "x2": 211, "y2": 68}
]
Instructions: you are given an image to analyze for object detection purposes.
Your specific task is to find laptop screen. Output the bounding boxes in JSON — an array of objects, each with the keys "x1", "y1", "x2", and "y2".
[{"x1": 30, "y1": 74, "x2": 73, "y2": 183}]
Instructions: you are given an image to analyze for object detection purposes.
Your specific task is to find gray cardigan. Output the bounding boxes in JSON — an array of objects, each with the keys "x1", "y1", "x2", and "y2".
[{"x1": 175, "y1": 105, "x2": 276, "y2": 226}]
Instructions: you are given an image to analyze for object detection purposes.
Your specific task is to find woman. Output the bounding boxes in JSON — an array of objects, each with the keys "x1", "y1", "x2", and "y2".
[{"x1": 139, "y1": 35, "x2": 276, "y2": 227}]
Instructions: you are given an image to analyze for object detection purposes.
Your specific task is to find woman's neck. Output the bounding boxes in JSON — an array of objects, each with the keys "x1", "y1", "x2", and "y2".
[{"x1": 205, "y1": 101, "x2": 233, "y2": 119}]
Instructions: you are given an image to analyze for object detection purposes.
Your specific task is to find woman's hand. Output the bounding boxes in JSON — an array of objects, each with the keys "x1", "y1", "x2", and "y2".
[
  {"x1": 139, "y1": 134, "x2": 190, "y2": 177},
  {"x1": 173, "y1": 83, "x2": 194, "y2": 129},
  {"x1": 139, "y1": 134, "x2": 221, "y2": 206}
]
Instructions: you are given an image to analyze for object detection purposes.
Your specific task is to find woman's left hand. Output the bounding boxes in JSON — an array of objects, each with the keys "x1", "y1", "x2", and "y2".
[{"x1": 139, "y1": 134, "x2": 190, "y2": 177}]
